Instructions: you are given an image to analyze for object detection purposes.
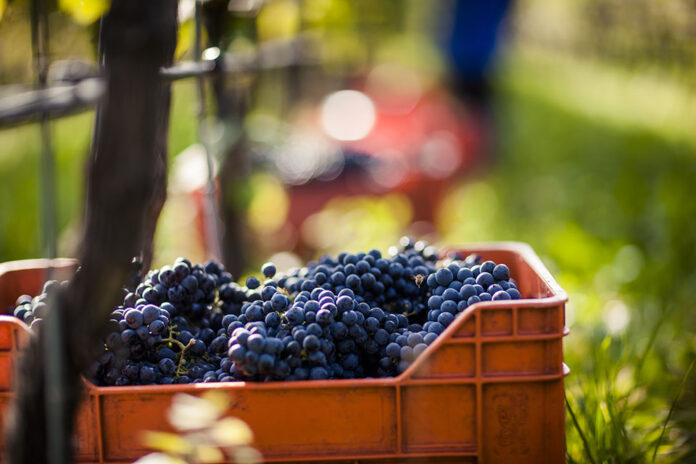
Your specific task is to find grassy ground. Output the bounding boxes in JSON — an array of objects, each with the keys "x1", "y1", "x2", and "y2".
[{"x1": 440, "y1": 46, "x2": 696, "y2": 463}]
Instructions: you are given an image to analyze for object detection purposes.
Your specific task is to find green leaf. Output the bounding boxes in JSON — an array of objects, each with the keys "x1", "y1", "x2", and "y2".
[
  {"x1": 566, "y1": 393, "x2": 597, "y2": 464},
  {"x1": 141, "y1": 431, "x2": 192, "y2": 455},
  {"x1": 175, "y1": 19, "x2": 194, "y2": 60},
  {"x1": 59, "y1": 0, "x2": 110, "y2": 25},
  {"x1": 256, "y1": 0, "x2": 300, "y2": 41},
  {"x1": 651, "y1": 358, "x2": 695, "y2": 463}
]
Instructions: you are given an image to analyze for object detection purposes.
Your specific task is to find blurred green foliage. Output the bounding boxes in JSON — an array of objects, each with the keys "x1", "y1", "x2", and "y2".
[
  {"x1": 58, "y1": 0, "x2": 109, "y2": 25},
  {"x1": 0, "y1": 113, "x2": 91, "y2": 260},
  {"x1": 456, "y1": 47, "x2": 696, "y2": 462},
  {"x1": 0, "y1": 79, "x2": 198, "y2": 261}
]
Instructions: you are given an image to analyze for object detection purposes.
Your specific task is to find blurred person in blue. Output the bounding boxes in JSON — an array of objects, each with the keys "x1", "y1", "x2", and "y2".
[
  {"x1": 443, "y1": 0, "x2": 512, "y2": 112},
  {"x1": 440, "y1": 0, "x2": 512, "y2": 170}
]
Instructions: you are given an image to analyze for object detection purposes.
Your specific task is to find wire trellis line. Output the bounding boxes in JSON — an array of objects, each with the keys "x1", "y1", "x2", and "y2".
[
  {"x1": 0, "y1": 34, "x2": 321, "y2": 127},
  {"x1": 0, "y1": 79, "x2": 105, "y2": 128}
]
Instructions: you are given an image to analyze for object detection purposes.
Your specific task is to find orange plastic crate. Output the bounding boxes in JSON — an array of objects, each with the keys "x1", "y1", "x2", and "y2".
[{"x1": 0, "y1": 243, "x2": 569, "y2": 463}]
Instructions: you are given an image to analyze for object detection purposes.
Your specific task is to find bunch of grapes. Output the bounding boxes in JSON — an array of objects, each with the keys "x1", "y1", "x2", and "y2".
[
  {"x1": 279, "y1": 237, "x2": 438, "y2": 318},
  {"x1": 89, "y1": 257, "x2": 259, "y2": 385},
  {"x1": 11, "y1": 238, "x2": 524, "y2": 385},
  {"x1": 227, "y1": 284, "x2": 406, "y2": 381},
  {"x1": 12, "y1": 279, "x2": 67, "y2": 331},
  {"x1": 423, "y1": 258, "x2": 521, "y2": 335}
]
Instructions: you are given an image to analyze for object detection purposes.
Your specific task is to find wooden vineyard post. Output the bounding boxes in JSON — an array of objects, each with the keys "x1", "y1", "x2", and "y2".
[{"x1": 3, "y1": 0, "x2": 179, "y2": 462}]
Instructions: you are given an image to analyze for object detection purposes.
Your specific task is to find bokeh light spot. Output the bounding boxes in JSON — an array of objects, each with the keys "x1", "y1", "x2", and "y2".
[{"x1": 320, "y1": 90, "x2": 376, "y2": 141}]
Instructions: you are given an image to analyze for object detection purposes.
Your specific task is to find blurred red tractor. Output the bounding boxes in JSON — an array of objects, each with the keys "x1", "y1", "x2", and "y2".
[{"x1": 281, "y1": 72, "x2": 489, "y2": 233}]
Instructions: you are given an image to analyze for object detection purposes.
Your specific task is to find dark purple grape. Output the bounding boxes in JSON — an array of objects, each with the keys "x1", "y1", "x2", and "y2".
[{"x1": 124, "y1": 309, "x2": 144, "y2": 329}]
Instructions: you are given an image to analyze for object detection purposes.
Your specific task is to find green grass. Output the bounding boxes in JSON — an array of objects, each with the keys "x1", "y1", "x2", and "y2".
[{"x1": 436, "y1": 46, "x2": 696, "y2": 463}]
